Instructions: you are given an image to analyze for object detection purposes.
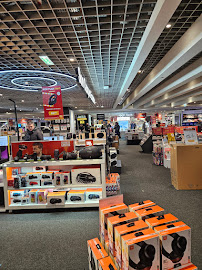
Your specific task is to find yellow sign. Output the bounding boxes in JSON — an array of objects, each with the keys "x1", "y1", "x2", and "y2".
[
  {"x1": 168, "y1": 133, "x2": 175, "y2": 143},
  {"x1": 80, "y1": 120, "x2": 85, "y2": 124},
  {"x1": 49, "y1": 111, "x2": 59, "y2": 116}
]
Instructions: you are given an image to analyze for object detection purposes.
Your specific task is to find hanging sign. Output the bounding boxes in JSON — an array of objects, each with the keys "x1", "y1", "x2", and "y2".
[
  {"x1": 42, "y1": 86, "x2": 64, "y2": 120},
  {"x1": 85, "y1": 140, "x2": 94, "y2": 147},
  {"x1": 97, "y1": 114, "x2": 105, "y2": 120},
  {"x1": 184, "y1": 128, "x2": 198, "y2": 145}
]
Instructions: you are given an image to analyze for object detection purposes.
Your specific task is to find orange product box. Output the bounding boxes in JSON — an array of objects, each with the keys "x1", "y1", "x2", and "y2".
[
  {"x1": 98, "y1": 256, "x2": 118, "y2": 270},
  {"x1": 108, "y1": 212, "x2": 138, "y2": 258},
  {"x1": 115, "y1": 220, "x2": 149, "y2": 269},
  {"x1": 173, "y1": 263, "x2": 197, "y2": 270},
  {"x1": 129, "y1": 200, "x2": 155, "y2": 212},
  {"x1": 26, "y1": 172, "x2": 42, "y2": 181},
  {"x1": 87, "y1": 238, "x2": 108, "y2": 270},
  {"x1": 47, "y1": 191, "x2": 66, "y2": 206},
  {"x1": 100, "y1": 203, "x2": 128, "y2": 245},
  {"x1": 86, "y1": 188, "x2": 102, "y2": 202},
  {"x1": 67, "y1": 189, "x2": 86, "y2": 202},
  {"x1": 155, "y1": 222, "x2": 191, "y2": 270},
  {"x1": 145, "y1": 213, "x2": 178, "y2": 229},
  {"x1": 105, "y1": 240, "x2": 109, "y2": 255},
  {"x1": 135, "y1": 205, "x2": 164, "y2": 220},
  {"x1": 122, "y1": 228, "x2": 160, "y2": 270},
  {"x1": 106, "y1": 176, "x2": 118, "y2": 196}
]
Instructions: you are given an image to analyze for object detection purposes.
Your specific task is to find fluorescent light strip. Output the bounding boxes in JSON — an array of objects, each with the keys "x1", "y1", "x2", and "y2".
[
  {"x1": 39, "y1": 56, "x2": 54, "y2": 65},
  {"x1": 11, "y1": 77, "x2": 57, "y2": 89}
]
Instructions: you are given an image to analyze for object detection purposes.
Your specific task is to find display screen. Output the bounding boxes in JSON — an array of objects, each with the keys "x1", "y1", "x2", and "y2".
[
  {"x1": 0, "y1": 136, "x2": 8, "y2": 146},
  {"x1": 0, "y1": 136, "x2": 9, "y2": 161}
]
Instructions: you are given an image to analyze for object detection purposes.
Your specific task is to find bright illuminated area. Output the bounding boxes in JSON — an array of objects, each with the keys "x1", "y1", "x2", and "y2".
[
  {"x1": 0, "y1": 0, "x2": 201, "y2": 269},
  {"x1": 39, "y1": 56, "x2": 54, "y2": 66}
]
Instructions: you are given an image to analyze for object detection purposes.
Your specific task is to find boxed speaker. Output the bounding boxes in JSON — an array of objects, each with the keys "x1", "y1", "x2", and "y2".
[
  {"x1": 114, "y1": 220, "x2": 149, "y2": 269},
  {"x1": 47, "y1": 191, "x2": 66, "y2": 206},
  {"x1": 154, "y1": 221, "x2": 191, "y2": 270},
  {"x1": 129, "y1": 200, "x2": 156, "y2": 212},
  {"x1": 68, "y1": 190, "x2": 85, "y2": 202},
  {"x1": 122, "y1": 228, "x2": 160, "y2": 270},
  {"x1": 86, "y1": 188, "x2": 102, "y2": 202},
  {"x1": 135, "y1": 205, "x2": 164, "y2": 220},
  {"x1": 145, "y1": 213, "x2": 178, "y2": 229},
  {"x1": 98, "y1": 256, "x2": 118, "y2": 270},
  {"x1": 87, "y1": 238, "x2": 108, "y2": 270},
  {"x1": 107, "y1": 212, "x2": 139, "y2": 258},
  {"x1": 95, "y1": 130, "x2": 106, "y2": 139}
]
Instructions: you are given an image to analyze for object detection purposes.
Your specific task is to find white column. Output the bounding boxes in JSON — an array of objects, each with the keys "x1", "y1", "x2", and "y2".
[
  {"x1": 88, "y1": 114, "x2": 91, "y2": 126},
  {"x1": 69, "y1": 110, "x2": 75, "y2": 134}
]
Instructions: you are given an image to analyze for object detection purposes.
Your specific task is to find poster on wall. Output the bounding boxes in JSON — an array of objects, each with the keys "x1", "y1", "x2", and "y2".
[
  {"x1": 42, "y1": 86, "x2": 64, "y2": 120},
  {"x1": 11, "y1": 140, "x2": 74, "y2": 159}
]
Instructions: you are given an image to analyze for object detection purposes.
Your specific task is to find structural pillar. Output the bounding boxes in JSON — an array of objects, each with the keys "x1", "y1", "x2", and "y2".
[{"x1": 69, "y1": 109, "x2": 76, "y2": 134}]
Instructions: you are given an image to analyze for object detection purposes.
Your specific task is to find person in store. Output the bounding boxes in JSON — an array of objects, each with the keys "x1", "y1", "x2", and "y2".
[
  {"x1": 24, "y1": 120, "x2": 43, "y2": 141},
  {"x1": 49, "y1": 124, "x2": 54, "y2": 136},
  {"x1": 85, "y1": 123, "x2": 90, "y2": 133},
  {"x1": 79, "y1": 124, "x2": 84, "y2": 132},
  {"x1": 156, "y1": 121, "x2": 161, "y2": 127},
  {"x1": 114, "y1": 122, "x2": 121, "y2": 138}
]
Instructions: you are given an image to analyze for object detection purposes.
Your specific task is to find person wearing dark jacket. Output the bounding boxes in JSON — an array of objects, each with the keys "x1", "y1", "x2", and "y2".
[
  {"x1": 24, "y1": 120, "x2": 43, "y2": 141},
  {"x1": 114, "y1": 122, "x2": 121, "y2": 138}
]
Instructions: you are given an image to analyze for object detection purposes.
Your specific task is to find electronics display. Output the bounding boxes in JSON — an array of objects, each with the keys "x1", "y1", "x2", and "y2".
[
  {"x1": 79, "y1": 146, "x2": 102, "y2": 159},
  {"x1": 0, "y1": 136, "x2": 9, "y2": 162},
  {"x1": 71, "y1": 167, "x2": 101, "y2": 185}
]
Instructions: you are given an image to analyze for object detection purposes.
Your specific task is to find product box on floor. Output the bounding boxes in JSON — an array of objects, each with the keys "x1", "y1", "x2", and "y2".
[
  {"x1": 85, "y1": 188, "x2": 102, "y2": 202},
  {"x1": 135, "y1": 205, "x2": 164, "y2": 220},
  {"x1": 68, "y1": 190, "x2": 85, "y2": 202},
  {"x1": 129, "y1": 200, "x2": 155, "y2": 212},
  {"x1": 71, "y1": 166, "x2": 101, "y2": 185},
  {"x1": 122, "y1": 228, "x2": 160, "y2": 270},
  {"x1": 108, "y1": 212, "x2": 139, "y2": 258},
  {"x1": 47, "y1": 191, "x2": 66, "y2": 206},
  {"x1": 114, "y1": 220, "x2": 149, "y2": 269},
  {"x1": 100, "y1": 203, "x2": 128, "y2": 245},
  {"x1": 106, "y1": 176, "x2": 118, "y2": 196},
  {"x1": 98, "y1": 256, "x2": 118, "y2": 270},
  {"x1": 87, "y1": 238, "x2": 108, "y2": 270},
  {"x1": 145, "y1": 213, "x2": 178, "y2": 229},
  {"x1": 154, "y1": 221, "x2": 191, "y2": 270}
]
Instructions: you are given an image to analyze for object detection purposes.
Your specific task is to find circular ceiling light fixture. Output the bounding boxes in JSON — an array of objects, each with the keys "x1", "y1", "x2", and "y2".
[
  {"x1": 166, "y1": 23, "x2": 171, "y2": 29},
  {"x1": 0, "y1": 70, "x2": 77, "y2": 92}
]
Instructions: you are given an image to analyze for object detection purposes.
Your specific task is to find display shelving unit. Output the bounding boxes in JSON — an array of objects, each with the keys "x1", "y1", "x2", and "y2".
[{"x1": 3, "y1": 157, "x2": 106, "y2": 212}]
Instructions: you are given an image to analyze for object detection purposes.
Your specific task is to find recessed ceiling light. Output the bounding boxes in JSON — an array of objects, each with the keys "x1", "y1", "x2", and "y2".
[
  {"x1": 10, "y1": 108, "x2": 12, "y2": 110},
  {"x1": 194, "y1": 102, "x2": 196, "y2": 103},
  {"x1": 75, "y1": 107, "x2": 77, "y2": 108},
  {"x1": 22, "y1": 100, "x2": 24, "y2": 102},
  {"x1": 39, "y1": 55, "x2": 54, "y2": 65},
  {"x1": 69, "y1": 58, "x2": 75, "y2": 62},
  {"x1": 138, "y1": 70, "x2": 142, "y2": 73},
  {"x1": 0, "y1": 94, "x2": 3, "y2": 96},
  {"x1": 101, "y1": 105, "x2": 104, "y2": 108},
  {"x1": 166, "y1": 24, "x2": 172, "y2": 29}
]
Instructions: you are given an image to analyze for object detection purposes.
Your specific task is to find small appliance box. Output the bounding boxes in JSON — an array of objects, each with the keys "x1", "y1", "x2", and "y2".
[
  {"x1": 129, "y1": 200, "x2": 155, "y2": 212},
  {"x1": 108, "y1": 212, "x2": 139, "y2": 258},
  {"x1": 86, "y1": 188, "x2": 102, "y2": 202},
  {"x1": 100, "y1": 203, "x2": 128, "y2": 245},
  {"x1": 122, "y1": 228, "x2": 160, "y2": 270},
  {"x1": 154, "y1": 221, "x2": 191, "y2": 270},
  {"x1": 27, "y1": 180, "x2": 40, "y2": 188},
  {"x1": 135, "y1": 205, "x2": 164, "y2": 220},
  {"x1": 114, "y1": 220, "x2": 149, "y2": 269},
  {"x1": 95, "y1": 130, "x2": 106, "y2": 139},
  {"x1": 10, "y1": 190, "x2": 25, "y2": 204},
  {"x1": 54, "y1": 172, "x2": 64, "y2": 186},
  {"x1": 41, "y1": 172, "x2": 53, "y2": 181},
  {"x1": 106, "y1": 175, "x2": 118, "y2": 196},
  {"x1": 33, "y1": 166, "x2": 46, "y2": 172},
  {"x1": 41, "y1": 178, "x2": 54, "y2": 186},
  {"x1": 62, "y1": 171, "x2": 70, "y2": 185},
  {"x1": 29, "y1": 189, "x2": 38, "y2": 204},
  {"x1": 71, "y1": 167, "x2": 101, "y2": 185},
  {"x1": 26, "y1": 172, "x2": 41, "y2": 181},
  {"x1": 98, "y1": 256, "x2": 118, "y2": 270},
  {"x1": 47, "y1": 191, "x2": 66, "y2": 206},
  {"x1": 68, "y1": 190, "x2": 85, "y2": 202},
  {"x1": 87, "y1": 238, "x2": 108, "y2": 270},
  {"x1": 145, "y1": 213, "x2": 178, "y2": 229},
  {"x1": 38, "y1": 189, "x2": 48, "y2": 204}
]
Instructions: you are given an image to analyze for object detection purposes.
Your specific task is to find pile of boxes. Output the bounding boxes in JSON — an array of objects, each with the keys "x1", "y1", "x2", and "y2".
[
  {"x1": 106, "y1": 173, "x2": 120, "y2": 196},
  {"x1": 9, "y1": 187, "x2": 103, "y2": 206},
  {"x1": 8, "y1": 166, "x2": 101, "y2": 189},
  {"x1": 87, "y1": 198, "x2": 197, "y2": 270}
]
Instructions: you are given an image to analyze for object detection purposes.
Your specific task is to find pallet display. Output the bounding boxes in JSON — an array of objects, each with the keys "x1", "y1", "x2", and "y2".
[{"x1": 3, "y1": 157, "x2": 106, "y2": 212}]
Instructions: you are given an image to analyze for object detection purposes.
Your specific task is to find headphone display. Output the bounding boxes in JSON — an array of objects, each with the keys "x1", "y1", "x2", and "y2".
[
  {"x1": 129, "y1": 241, "x2": 156, "y2": 270},
  {"x1": 49, "y1": 94, "x2": 57, "y2": 105},
  {"x1": 162, "y1": 233, "x2": 187, "y2": 263}
]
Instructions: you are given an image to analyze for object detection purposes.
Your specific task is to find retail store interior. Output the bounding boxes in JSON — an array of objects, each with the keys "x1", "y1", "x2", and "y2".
[{"x1": 0, "y1": 0, "x2": 201, "y2": 269}]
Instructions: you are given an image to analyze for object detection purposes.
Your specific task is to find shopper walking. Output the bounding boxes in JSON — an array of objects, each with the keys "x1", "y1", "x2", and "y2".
[
  {"x1": 114, "y1": 122, "x2": 121, "y2": 138},
  {"x1": 24, "y1": 120, "x2": 43, "y2": 141}
]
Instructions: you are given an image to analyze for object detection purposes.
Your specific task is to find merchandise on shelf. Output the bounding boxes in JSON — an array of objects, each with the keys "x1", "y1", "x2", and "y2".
[
  {"x1": 85, "y1": 188, "x2": 102, "y2": 202},
  {"x1": 68, "y1": 190, "x2": 85, "y2": 202},
  {"x1": 71, "y1": 167, "x2": 101, "y2": 185},
  {"x1": 47, "y1": 191, "x2": 66, "y2": 206},
  {"x1": 106, "y1": 173, "x2": 120, "y2": 196}
]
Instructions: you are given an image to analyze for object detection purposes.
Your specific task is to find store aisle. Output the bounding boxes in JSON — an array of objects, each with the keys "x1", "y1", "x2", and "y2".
[{"x1": 0, "y1": 141, "x2": 201, "y2": 269}]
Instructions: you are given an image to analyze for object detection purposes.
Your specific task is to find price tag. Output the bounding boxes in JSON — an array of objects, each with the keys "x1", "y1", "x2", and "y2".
[
  {"x1": 85, "y1": 140, "x2": 93, "y2": 147},
  {"x1": 184, "y1": 128, "x2": 198, "y2": 145}
]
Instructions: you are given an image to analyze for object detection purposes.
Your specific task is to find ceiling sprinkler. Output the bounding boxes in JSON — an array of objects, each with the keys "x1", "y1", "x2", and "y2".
[{"x1": 35, "y1": 0, "x2": 42, "y2": 5}]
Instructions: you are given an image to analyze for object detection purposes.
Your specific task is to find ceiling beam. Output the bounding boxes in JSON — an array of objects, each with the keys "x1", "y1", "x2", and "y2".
[
  {"x1": 112, "y1": 0, "x2": 182, "y2": 109},
  {"x1": 122, "y1": 14, "x2": 202, "y2": 109}
]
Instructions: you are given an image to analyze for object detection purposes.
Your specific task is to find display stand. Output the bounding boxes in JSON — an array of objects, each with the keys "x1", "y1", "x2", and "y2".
[
  {"x1": 125, "y1": 130, "x2": 144, "y2": 145},
  {"x1": 3, "y1": 158, "x2": 106, "y2": 212},
  {"x1": 139, "y1": 135, "x2": 153, "y2": 153}
]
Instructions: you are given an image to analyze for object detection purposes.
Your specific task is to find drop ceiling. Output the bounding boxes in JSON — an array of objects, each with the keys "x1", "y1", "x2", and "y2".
[{"x1": 0, "y1": 0, "x2": 201, "y2": 116}]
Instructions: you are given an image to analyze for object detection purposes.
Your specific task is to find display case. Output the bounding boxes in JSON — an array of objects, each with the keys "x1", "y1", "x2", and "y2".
[{"x1": 3, "y1": 157, "x2": 106, "y2": 212}]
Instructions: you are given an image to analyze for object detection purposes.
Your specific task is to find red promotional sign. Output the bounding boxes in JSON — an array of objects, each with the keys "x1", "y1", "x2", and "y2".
[
  {"x1": 152, "y1": 127, "x2": 163, "y2": 135},
  {"x1": 11, "y1": 140, "x2": 74, "y2": 159},
  {"x1": 175, "y1": 126, "x2": 184, "y2": 134},
  {"x1": 163, "y1": 126, "x2": 175, "y2": 135},
  {"x1": 42, "y1": 86, "x2": 64, "y2": 120},
  {"x1": 85, "y1": 140, "x2": 94, "y2": 147}
]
